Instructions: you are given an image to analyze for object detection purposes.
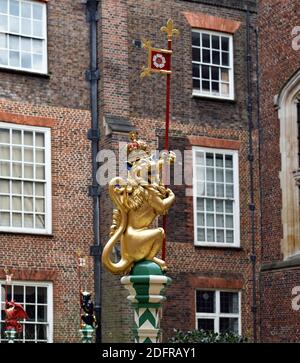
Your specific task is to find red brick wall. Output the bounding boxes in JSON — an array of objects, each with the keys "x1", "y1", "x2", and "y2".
[
  {"x1": 0, "y1": 0, "x2": 90, "y2": 110},
  {"x1": 0, "y1": 99, "x2": 94, "y2": 342},
  {"x1": 258, "y1": 0, "x2": 300, "y2": 342},
  {"x1": 99, "y1": 0, "x2": 260, "y2": 343}
]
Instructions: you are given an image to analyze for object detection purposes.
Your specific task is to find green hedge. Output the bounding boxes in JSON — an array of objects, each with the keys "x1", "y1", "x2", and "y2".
[{"x1": 168, "y1": 329, "x2": 248, "y2": 343}]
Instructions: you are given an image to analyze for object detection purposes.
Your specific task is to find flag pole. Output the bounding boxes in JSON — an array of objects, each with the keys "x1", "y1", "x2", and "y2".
[{"x1": 161, "y1": 19, "x2": 179, "y2": 261}]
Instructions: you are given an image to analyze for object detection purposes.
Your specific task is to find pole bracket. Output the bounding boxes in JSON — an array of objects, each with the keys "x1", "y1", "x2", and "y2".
[
  {"x1": 90, "y1": 245, "x2": 102, "y2": 257},
  {"x1": 86, "y1": 69, "x2": 100, "y2": 82},
  {"x1": 87, "y1": 128, "x2": 100, "y2": 141},
  {"x1": 88, "y1": 185, "x2": 100, "y2": 197}
]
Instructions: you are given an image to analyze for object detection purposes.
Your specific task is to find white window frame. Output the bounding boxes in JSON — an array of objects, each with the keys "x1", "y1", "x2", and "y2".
[
  {"x1": 193, "y1": 146, "x2": 240, "y2": 247},
  {"x1": 192, "y1": 29, "x2": 234, "y2": 100},
  {"x1": 0, "y1": 122, "x2": 52, "y2": 234},
  {"x1": 0, "y1": 280, "x2": 53, "y2": 343},
  {"x1": 0, "y1": 0, "x2": 48, "y2": 74},
  {"x1": 195, "y1": 289, "x2": 242, "y2": 335}
]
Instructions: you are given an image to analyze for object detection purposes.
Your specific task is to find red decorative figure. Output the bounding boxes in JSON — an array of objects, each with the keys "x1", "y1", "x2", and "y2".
[{"x1": 4, "y1": 301, "x2": 28, "y2": 333}]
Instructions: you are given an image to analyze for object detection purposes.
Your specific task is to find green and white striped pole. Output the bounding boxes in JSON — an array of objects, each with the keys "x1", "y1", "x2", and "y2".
[
  {"x1": 5, "y1": 328, "x2": 17, "y2": 343},
  {"x1": 79, "y1": 324, "x2": 94, "y2": 343},
  {"x1": 121, "y1": 260, "x2": 172, "y2": 343}
]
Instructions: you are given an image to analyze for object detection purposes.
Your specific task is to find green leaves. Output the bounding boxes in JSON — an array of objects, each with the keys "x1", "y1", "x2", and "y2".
[{"x1": 168, "y1": 329, "x2": 247, "y2": 343}]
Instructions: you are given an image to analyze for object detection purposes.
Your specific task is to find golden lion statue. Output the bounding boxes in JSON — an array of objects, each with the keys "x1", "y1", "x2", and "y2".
[{"x1": 102, "y1": 131, "x2": 175, "y2": 275}]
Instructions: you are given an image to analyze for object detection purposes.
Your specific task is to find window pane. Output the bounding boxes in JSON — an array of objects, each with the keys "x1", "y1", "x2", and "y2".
[
  {"x1": 0, "y1": 128, "x2": 9, "y2": 142},
  {"x1": 0, "y1": 145, "x2": 10, "y2": 159},
  {"x1": 9, "y1": 0, "x2": 19, "y2": 16},
  {"x1": 196, "y1": 290, "x2": 215, "y2": 313},
  {"x1": 37, "y1": 324, "x2": 47, "y2": 340},
  {"x1": 219, "y1": 317, "x2": 239, "y2": 334},
  {"x1": 212, "y1": 35, "x2": 220, "y2": 49},
  {"x1": 21, "y1": 2, "x2": 31, "y2": 18},
  {"x1": 197, "y1": 198, "x2": 204, "y2": 211},
  {"x1": 9, "y1": 15, "x2": 19, "y2": 32},
  {"x1": 222, "y1": 52, "x2": 229, "y2": 66},
  {"x1": 0, "y1": 33, "x2": 7, "y2": 47},
  {"x1": 197, "y1": 213, "x2": 204, "y2": 226},
  {"x1": 0, "y1": 179, "x2": 10, "y2": 193},
  {"x1": 24, "y1": 131, "x2": 33, "y2": 145},
  {"x1": 14, "y1": 285, "x2": 24, "y2": 303},
  {"x1": 33, "y1": 53, "x2": 42, "y2": 70},
  {"x1": 24, "y1": 164, "x2": 33, "y2": 178},
  {"x1": 0, "y1": 195, "x2": 10, "y2": 209},
  {"x1": 35, "y1": 183, "x2": 44, "y2": 196},
  {"x1": 193, "y1": 78, "x2": 200, "y2": 90},
  {"x1": 206, "y1": 213, "x2": 214, "y2": 227},
  {"x1": 26, "y1": 286, "x2": 36, "y2": 303},
  {"x1": 9, "y1": 50, "x2": 20, "y2": 67},
  {"x1": 35, "y1": 214, "x2": 44, "y2": 228},
  {"x1": 38, "y1": 305, "x2": 47, "y2": 322},
  {"x1": 21, "y1": 18, "x2": 31, "y2": 36},
  {"x1": 220, "y1": 292, "x2": 239, "y2": 313},
  {"x1": 12, "y1": 180, "x2": 21, "y2": 194},
  {"x1": 0, "y1": 14, "x2": 8, "y2": 31},
  {"x1": 192, "y1": 31, "x2": 200, "y2": 46},
  {"x1": 36, "y1": 165, "x2": 45, "y2": 179},
  {"x1": 24, "y1": 148, "x2": 33, "y2": 162},
  {"x1": 0, "y1": 49, "x2": 8, "y2": 65},
  {"x1": 225, "y1": 155, "x2": 233, "y2": 168},
  {"x1": 24, "y1": 197, "x2": 33, "y2": 211},
  {"x1": 12, "y1": 162, "x2": 22, "y2": 177},
  {"x1": 226, "y1": 215, "x2": 233, "y2": 228},
  {"x1": 36, "y1": 133, "x2": 45, "y2": 147},
  {"x1": 0, "y1": 211, "x2": 10, "y2": 226},
  {"x1": 226, "y1": 230, "x2": 234, "y2": 243},
  {"x1": 21, "y1": 51, "x2": 31, "y2": 68},
  {"x1": 221, "y1": 37, "x2": 229, "y2": 51},
  {"x1": 12, "y1": 196, "x2": 21, "y2": 210},
  {"x1": 32, "y1": 39, "x2": 43, "y2": 54},
  {"x1": 12, "y1": 212, "x2": 21, "y2": 226},
  {"x1": 0, "y1": 161, "x2": 10, "y2": 176},
  {"x1": 201, "y1": 65, "x2": 209, "y2": 79},
  {"x1": 225, "y1": 201, "x2": 233, "y2": 213},
  {"x1": 211, "y1": 66, "x2": 219, "y2": 80},
  {"x1": 0, "y1": 0, "x2": 8, "y2": 13},
  {"x1": 26, "y1": 304, "x2": 35, "y2": 321},
  {"x1": 212, "y1": 82, "x2": 219, "y2": 93},
  {"x1": 206, "y1": 153, "x2": 214, "y2": 166},
  {"x1": 9, "y1": 34, "x2": 19, "y2": 50},
  {"x1": 35, "y1": 198, "x2": 44, "y2": 213},
  {"x1": 33, "y1": 4, "x2": 43, "y2": 20},
  {"x1": 198, "y1": 318, "x2": 214, "y2": 332},
  {"x1": 216, "y1": 229, "x2": 224, "y2": 242},
  {"x1": 192, "y1": 63, "x2": 200, "y2": 78},
  {"x1": 216, "y1": 215, "x2": 224, "y2": 227},
  {"x1": 37, "y1": 287, "x2": 47, "y2": 303},
  {"x1": 12, "y1": 130, "x2": 21, "y2": 144},
  {"x1": 206, "y1": 199, "x2": 214, "y2": 212},
  {"x1": 24, "y1": 213, "x2": 33, "y2": 227},
  {"x1": 202, "y1": 33, "x2": 210, "y2": 48},
  {"x1": 33, "y1": 20, "x2": 43, "y2": 37},
  {"x1": 221, "y1": 83, "x2": 229, "y2": 96},
  {"x1": 24, "y1": 181, "x2": 33, "y2": 195},
  {"x1": 221, "y1": 68, "x2": 229, "y2": 82},
  {"x1": 25, "y1": 323, "x2": 35, "y2": 339},
  {"x1": 212, "y1": 51, "x2": 220, "y2": 65},
  {"x1": 21, "y1": 37, "x2": 31, "y2": 52},
  {"x1": 202, "y1": 49, "x2": 210, "y2": 63},
  {"x1": 192, "y1": 47, "x2": 200, "y2": 62},
  {"x1": 207, "y1": 229, "x2": 214, "y2": 242}
]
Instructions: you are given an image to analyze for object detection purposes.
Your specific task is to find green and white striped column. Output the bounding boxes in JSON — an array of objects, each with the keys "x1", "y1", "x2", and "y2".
[
  {"x1": 121, "y1": 260, "x2": 172, "y2": 343},
  {"x1": 5, "y1": 328, "x2": 17, "y2": 343},
  {"x1": 79, "y1": 324, "x2": 94, "y2": 343}
]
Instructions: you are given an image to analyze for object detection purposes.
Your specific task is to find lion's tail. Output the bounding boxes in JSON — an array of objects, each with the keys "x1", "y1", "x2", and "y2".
[{"x1": 101, "y1": 178, "x2": 133, "y2": 275}]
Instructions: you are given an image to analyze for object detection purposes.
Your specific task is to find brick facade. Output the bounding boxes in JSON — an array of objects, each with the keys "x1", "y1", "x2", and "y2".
[
  {"x1": 1, "y1": 0, "x2": 298, "y2": 344},
  {"x1": 100, "y1": 0, "x2": 259, "y2": 342},
  {"x1": 258, "y1": 0, "x2": 300, "y2": 342}
]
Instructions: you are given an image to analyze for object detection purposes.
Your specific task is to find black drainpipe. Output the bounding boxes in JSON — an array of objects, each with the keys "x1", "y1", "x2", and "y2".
[
  {"x1": 245, "y1": 5, "x2": 257, "y2": 343},
  {"x1": 85, "y1": 0, "x2": 102, "y2": 343}
]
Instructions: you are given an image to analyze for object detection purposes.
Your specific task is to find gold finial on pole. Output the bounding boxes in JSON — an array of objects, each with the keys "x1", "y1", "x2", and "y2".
[{"x1": 160, "y1": 18, "x2": 179, "y2": 41}]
